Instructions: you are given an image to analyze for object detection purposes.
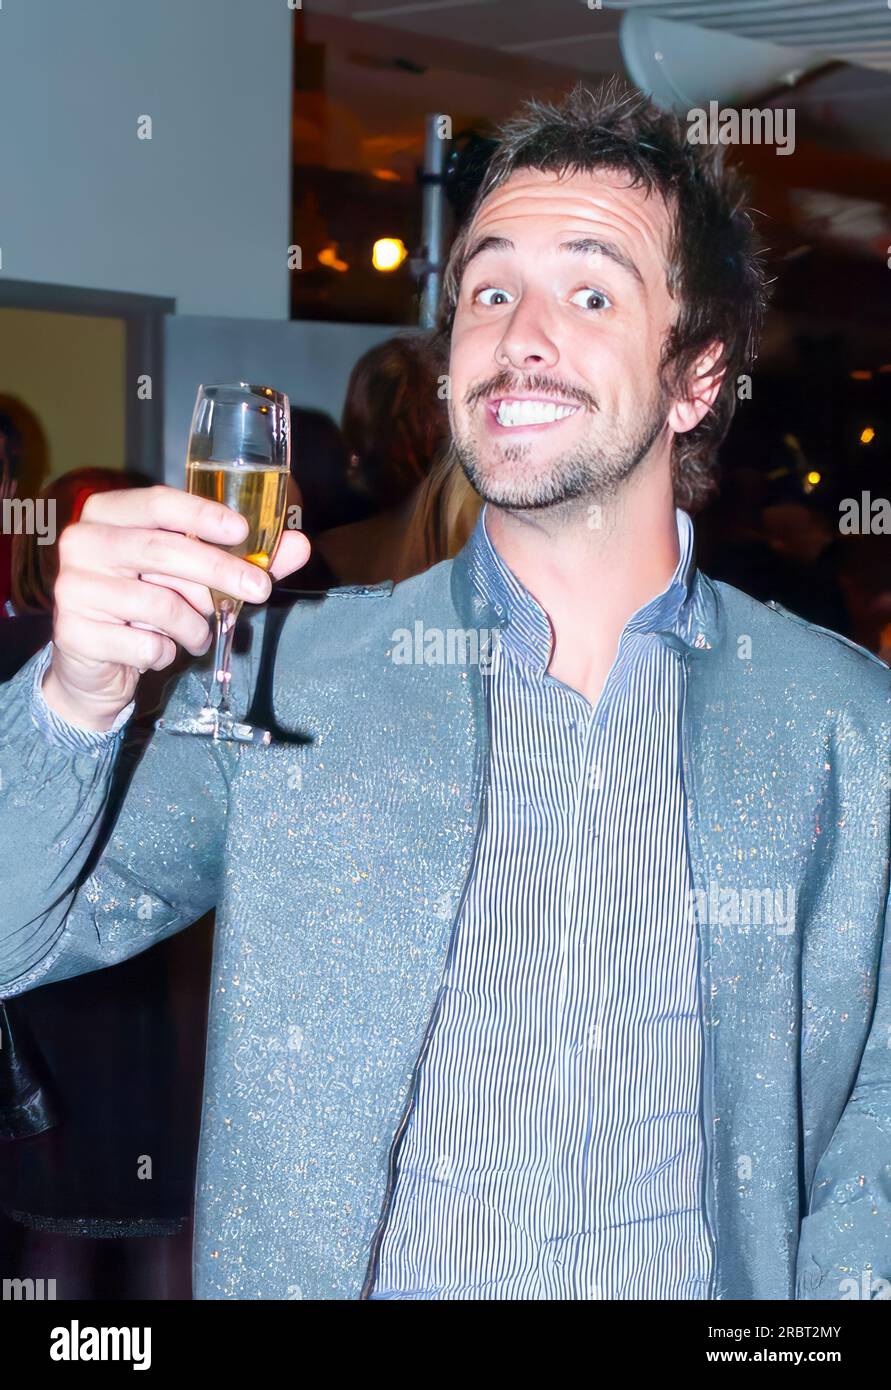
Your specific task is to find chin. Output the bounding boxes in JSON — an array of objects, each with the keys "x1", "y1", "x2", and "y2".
[
  {"x1": 472, "y1": 454, "x2": 561, "y2": 501},
  {"x1": 473, "y1": 478, "x2": 565, "y2": 512}
]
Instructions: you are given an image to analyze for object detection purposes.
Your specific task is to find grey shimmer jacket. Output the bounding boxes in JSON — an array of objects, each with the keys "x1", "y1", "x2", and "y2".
[{"x1": 0, "y1": 544, "x2": 889, "y2": 1301}]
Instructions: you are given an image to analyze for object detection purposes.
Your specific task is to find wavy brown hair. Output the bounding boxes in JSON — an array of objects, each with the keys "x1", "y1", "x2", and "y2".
[
  {"x1": 435, "y1": 78, "x2": 771, "y2": 513},
  {"x1": 400, "y1": 443, "x2": 482, "y2": 574},
  {"x1": 342, "y1": 332, "x2": 451, "y2": 510}
]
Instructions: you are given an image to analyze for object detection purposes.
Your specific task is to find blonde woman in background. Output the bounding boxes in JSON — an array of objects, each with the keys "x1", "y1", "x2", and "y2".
[{"x1": 399, "y1": 443, "x2": 482, "y2": 578}]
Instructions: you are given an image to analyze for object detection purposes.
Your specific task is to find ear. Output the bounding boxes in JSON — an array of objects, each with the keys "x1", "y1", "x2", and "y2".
[{"x1": 667, "y1": 341, "x2": 726, "y2": 435}]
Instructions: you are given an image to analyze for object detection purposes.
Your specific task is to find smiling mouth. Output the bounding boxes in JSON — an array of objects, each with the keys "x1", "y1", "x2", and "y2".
[{"x1": 488, "y1": 398, "x2": 582, "y2": 429}]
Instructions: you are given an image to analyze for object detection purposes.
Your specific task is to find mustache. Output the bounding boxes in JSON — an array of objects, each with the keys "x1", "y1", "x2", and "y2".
[{"x1": 465, "y1": 371, "x2": 598, "y2": 412}]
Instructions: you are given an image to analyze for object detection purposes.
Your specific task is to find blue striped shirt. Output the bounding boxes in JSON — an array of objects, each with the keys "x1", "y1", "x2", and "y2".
[{"x1": 369, "y1": 504, "x2": 713, "y2": 1300}]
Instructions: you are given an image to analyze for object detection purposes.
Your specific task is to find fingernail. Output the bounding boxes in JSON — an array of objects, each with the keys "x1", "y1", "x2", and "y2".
[{"x1": 246, "y1": 570, "x2": 270, "y2": 598}]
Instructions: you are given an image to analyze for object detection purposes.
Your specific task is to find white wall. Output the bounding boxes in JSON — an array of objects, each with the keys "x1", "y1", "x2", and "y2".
[
  {"x1": 0, "y1": 0, "x2": 292, "y2": 318},
  {"x1": 163, "y1": 317, "x2": 411, "y2": 483}
]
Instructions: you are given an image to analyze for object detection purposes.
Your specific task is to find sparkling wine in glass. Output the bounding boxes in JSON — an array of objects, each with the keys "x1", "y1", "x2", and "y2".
[{"x1": 155, "y1": 382, "x2": 290, "y2": 745}]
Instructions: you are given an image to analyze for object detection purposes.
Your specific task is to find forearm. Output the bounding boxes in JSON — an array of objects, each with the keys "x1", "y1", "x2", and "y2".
[
  {"x1": 0, "y1": 644, "x2": 128, "y2": 988},
  {"x1": 0, "y1": 644, "x2": 230, "y2": 995}
]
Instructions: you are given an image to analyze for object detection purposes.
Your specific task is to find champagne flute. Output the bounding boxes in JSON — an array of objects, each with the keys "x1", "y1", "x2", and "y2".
[{"x1": 155, "y1": 382, "x2": 290, "y2": 745}]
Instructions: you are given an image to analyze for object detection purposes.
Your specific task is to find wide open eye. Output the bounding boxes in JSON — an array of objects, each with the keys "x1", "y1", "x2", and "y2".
[
  {"x1": 569, "y1": 288, "x2": 612, "y2": 312},
  {"x1": 474, "y1": 286, "x2": 514, "y2": 307}
]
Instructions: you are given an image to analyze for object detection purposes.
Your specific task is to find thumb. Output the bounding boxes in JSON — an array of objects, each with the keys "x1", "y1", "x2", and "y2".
[{"x1": 269, "y1": 528, "x2": 312, "y2": 581}]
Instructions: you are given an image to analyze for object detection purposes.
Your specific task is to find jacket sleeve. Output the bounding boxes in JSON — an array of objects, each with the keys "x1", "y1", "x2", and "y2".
[
  {"x1": 0, "y1": 643, "x2": 240, "y2": 997},
  {"x1": 796, "y1": 878, "x2": 891, "y2": 1300}
]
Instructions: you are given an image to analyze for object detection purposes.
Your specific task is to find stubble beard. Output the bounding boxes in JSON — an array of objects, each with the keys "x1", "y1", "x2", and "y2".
[{"x1": 450, "y1": 378, "x2": 671, "y2": 514}]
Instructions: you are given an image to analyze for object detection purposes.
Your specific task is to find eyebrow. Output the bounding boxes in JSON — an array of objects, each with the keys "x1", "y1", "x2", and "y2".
[{"x1": 462, "y1": 233, "x2": 644, "y2": 287}]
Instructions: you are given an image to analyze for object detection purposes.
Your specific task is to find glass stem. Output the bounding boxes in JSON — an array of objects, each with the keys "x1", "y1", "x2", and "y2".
[{"x1": 212, "y1": 600, "x2": 239, "y2": 716}]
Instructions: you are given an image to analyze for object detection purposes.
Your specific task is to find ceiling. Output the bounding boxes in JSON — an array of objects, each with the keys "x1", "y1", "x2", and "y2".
[
  {"x1": 310, "y1": 0, "x2": 891, "y2": 75},
  {"x1": 603, "y1": 0, "x2": 891, "y2": 74},
  {"x1": 305, "y1": 0, "x2": 891, "y2": 160},
  {"x1": 309, "y1": 0, "x2": 624, "y2": 74}
]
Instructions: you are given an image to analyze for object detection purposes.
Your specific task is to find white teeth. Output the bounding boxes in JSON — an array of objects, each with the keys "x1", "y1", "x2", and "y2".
[{"x1": 495, "y1": 400, "x2": 579, "y2": 427}]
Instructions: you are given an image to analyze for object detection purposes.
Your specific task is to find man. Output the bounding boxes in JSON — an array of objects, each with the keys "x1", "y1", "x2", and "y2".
[{"x1": 1, "y1": 82, "x2": 889, "y2": 1301}]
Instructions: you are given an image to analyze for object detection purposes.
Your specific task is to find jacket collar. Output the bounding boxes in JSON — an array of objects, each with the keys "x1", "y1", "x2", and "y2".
[{"x1": 449, "y1": 503, "x2": 724, "y2": 661}]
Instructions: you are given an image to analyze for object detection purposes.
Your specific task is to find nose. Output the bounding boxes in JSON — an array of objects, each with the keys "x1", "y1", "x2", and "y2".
[{"x1": 495, "y1": 293, "x2": 559, "y2": 373}]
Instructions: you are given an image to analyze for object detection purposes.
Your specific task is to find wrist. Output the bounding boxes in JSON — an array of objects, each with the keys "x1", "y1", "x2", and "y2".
[{"x1": 41, "y1": 665, "x2": 129, "y2": 733}]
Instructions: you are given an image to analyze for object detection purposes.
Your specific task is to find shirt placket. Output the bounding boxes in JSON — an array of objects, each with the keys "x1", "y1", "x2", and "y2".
[{"x1": 538, "y1": 674, "x2": 610, "y2": 1298}]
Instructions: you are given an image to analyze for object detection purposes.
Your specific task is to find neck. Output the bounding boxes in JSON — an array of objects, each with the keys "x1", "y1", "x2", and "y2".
[{"x1": 483, "y1": 467, "x2": 682, "y2": 703}]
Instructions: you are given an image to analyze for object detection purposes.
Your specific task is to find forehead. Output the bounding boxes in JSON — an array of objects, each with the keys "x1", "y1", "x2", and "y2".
[{"x1": 464, "y1": 165, "x2": 673, "y2": 279}]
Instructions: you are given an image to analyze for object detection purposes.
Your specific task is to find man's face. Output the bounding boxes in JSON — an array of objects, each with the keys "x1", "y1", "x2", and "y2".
[{"x1": 447, "y1": 165, "x2": 681, "y2": 511}]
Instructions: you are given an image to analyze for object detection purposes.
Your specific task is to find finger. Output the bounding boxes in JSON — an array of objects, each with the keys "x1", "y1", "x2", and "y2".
[
  {"x1": 54, "y1": 611, "x2": 178, "y2": 673},
  {"x1": 65, "y1": 524, "x2": 272, "y2": 603},
  {"x1": 139, "y1": 572, "x2": 215, "y2": 618},
  {"x1": 56, "y1": 571, "x2": 212, "y2": 656},
  {"x1": 269, "y1": 529, "x2": 312, "y2": 581},
  {"x1": 81, "y1": 483, "x2": 249, "y2": 546}
]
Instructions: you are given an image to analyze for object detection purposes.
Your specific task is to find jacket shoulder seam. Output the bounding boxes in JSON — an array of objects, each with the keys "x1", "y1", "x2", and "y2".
[{"x1": 760, "y1": 598, "x2": 889, "y2": 670}]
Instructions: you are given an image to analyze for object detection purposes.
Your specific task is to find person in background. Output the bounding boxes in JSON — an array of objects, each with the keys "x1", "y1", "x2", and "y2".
[
  {"x1": 0, "y1": 411, "x2": 25, "y2": 617},
  {"x1": 0, "y1": 398, "x2": 51, "y2": 618},
  {"x1": 1, "y1": 467, "x2": 152, "y2": 681},
  {"x1": 760, "y1": 498, "x2": 849, "y2": 634},
  {"x1": 305, "y1": 332, "x2": 453, "y2": 586},
  {"x1": 837, "y1": 530, "x2": 891, "y2": 658},
  {"x1": 697, "y1": 465, "x2": 784, "y2": 603},
  {"x1": 285, "y1": 406, "x2": 369, "y2": 530},
  {"x1": 280, "y1": 406, "x2": 370, "y2": 590},
  {"x1": 399, "y1": 442, "x2": 482, "y2": 575}
]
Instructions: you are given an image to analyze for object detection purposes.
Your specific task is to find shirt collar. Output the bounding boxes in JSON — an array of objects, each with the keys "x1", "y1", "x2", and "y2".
[{"x1": 465, "y1": 501, "x2": 699, "y2": 673}]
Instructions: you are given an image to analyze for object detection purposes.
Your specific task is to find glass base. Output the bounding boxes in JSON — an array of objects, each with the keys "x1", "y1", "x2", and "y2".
[{"x1": 155, "y1": 705, "x2": 272, "y2": 745}]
